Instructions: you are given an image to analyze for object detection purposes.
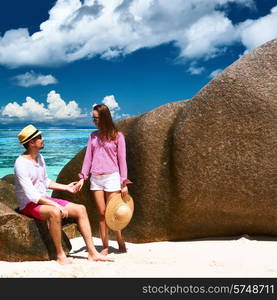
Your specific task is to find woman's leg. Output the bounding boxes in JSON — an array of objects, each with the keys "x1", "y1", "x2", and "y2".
[
  {"x1": 115, "y1": 230, "x2": 127, "y2": 253},
  {"x1": 93, "y1": 190, "x2": 109, "y2": 255},
  {"x1": 105, "y1": 191, "x2": 127, "y2": 253}
]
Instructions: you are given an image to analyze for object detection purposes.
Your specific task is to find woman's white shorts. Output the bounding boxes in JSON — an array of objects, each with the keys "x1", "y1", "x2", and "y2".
[{"x1": 90, "y1": 172, "x2": 121, "y2": 192}]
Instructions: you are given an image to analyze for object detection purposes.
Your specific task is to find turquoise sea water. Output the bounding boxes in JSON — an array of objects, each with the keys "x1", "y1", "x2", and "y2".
[{"x1": 0, "y1": 129, "x2": 94, "y2": 181}]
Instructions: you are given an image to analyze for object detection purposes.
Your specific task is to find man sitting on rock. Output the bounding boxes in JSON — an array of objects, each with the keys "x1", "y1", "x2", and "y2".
[{"x1": 14, "y1": 124, "x2": 113, "y2": 265}]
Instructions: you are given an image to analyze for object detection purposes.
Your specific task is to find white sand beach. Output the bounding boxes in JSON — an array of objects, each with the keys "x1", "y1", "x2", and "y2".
[{"x1": 1, "y1": 235, "x2": 277, "y2": 278}]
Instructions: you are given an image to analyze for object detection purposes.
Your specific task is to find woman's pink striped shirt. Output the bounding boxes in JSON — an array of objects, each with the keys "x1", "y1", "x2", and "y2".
[{"x1": 78, "y1": 131, "x2": 132, "y2": 185}]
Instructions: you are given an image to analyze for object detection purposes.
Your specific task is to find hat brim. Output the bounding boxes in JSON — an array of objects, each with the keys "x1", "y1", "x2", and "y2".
[
  {"x1": 20, "y1": 130, "x2": 42, "y2": 144},
  {"x1": 105, "y1": 193, "x2": 134, "y2": 231}
]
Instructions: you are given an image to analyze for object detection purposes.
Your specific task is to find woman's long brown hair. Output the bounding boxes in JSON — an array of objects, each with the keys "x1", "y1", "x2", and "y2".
[{"x1": 93, "y1": 104, "x2": 118, "y2": 141}]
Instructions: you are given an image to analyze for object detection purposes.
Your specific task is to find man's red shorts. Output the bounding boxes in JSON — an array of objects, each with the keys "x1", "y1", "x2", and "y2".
[{"x1": 20, "y1": 196, "x2": 69, "y2": 220}]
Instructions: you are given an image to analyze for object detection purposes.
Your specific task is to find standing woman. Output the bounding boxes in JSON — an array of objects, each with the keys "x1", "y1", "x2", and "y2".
[{"x1": 75, "y1": 104, "x2": 132, "y2": 255}]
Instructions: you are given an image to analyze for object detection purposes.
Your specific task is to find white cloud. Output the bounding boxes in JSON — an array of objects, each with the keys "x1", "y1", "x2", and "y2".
[
  {"x1": 102, "y1": 94, "x2": 130, "y2": 120},
  {"x1": 13, "y1": 71, "x2": 57, "y2": 87},
  {"x1": 187, "y1": 62, "x2": 205, "y2": 75},
  {"x1": 178, "y1": 12, "x2": 238, "y2": 59},
  {"x1": 102, "y1": 95, "x2": 120, "y2": 111},
  {"x1": 1, "y1": 0, "x2": 272, "y2": 69},
  {"x1": 91, "y1": 94, "x2": 130, "y2": 121},
  {"x1": 2, "y1": 97, "x2": 48, "y2": 119},
  {"x1": 1, "y1": 90, "x2": 86, "y2": 123},
  {"x1": 46, "y1": 90, "x2": 82, "y2": 119},
  {"x1": 209, "y1": 68, "x2": 223, "y2": 78},
  {"x1": 237, "y1": 5, "x2": 277, "y2": 51},
  {"x1": 112, "y1": 112, "x2": 131, "y2": 121}
]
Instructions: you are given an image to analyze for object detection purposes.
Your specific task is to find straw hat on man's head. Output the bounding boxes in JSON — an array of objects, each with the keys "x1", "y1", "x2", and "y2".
[
  {"x1": 18, "y1": 124, "x2": 42, "y2": 145},
  {"x1": 105, "y1": 193, "x2": 134, "y2": 231}
]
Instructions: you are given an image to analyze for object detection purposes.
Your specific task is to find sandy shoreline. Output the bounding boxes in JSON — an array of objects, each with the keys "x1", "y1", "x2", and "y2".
[{"x1": 1, "y1": 235, "x2": 277, "y2": 278}]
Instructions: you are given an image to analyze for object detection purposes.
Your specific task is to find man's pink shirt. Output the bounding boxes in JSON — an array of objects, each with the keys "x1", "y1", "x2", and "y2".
[{"x1": 78, "y1": 131, "x2": 132, "y2": 185}]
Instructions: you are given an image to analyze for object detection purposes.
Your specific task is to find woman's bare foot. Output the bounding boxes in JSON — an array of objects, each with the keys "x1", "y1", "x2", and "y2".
[
  {"x1": 88, "y1": 253, "x2": 114, "y2": 262},
  {"x1": 100, "y1": 247, "x2": 109, "y2": 255},
  {"x1": 56, "y1": 255, "x2": 74, "y2": 265},
  {"x1": 118, "y1": 242, "x2": 127, "y2": 253}
]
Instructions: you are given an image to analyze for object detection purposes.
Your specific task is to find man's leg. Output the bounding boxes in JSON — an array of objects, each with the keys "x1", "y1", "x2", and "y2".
[
  {"x1": 65, "y1": 202, "x2": 113, "y2": 261},
  {"x1": 39, "y1": 205, "x2": 73, "y2": 265}
]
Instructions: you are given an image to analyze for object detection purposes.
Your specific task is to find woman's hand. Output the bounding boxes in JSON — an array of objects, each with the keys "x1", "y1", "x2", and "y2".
[
  {"x1": 74, "y1": 179, "x2": 84, "y2": 192},
  {"x1": 121, "y1": 184, "x2": 128, "y2": 198}
]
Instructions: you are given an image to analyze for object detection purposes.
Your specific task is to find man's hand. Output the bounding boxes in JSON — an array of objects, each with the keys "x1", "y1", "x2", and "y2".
[
  {"x1": 67, "y1": 181, "x2": 79, "y2": 193},
  {"x1": 58, "y1": 205, "x2": 69, "y2": 218},
  {"x1": 38, "y1": 198, "x2": 68, "y2": 218}
]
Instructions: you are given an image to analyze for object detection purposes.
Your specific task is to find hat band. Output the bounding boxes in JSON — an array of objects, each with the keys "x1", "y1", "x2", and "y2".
[{"x1": 21, "y1": 129, "x2": 40, "y2": 144}]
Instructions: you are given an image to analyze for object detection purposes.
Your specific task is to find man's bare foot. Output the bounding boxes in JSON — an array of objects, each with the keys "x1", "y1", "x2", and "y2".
[
  {"x1": 88, "y1": 253, "x2": 114, "y2": 262},
  {"x1": 56, "y1": 255, "x2": 74, "y2": 265},
  {"x1": 100, "y1": 247, "x2": 109, "y2": 255}
]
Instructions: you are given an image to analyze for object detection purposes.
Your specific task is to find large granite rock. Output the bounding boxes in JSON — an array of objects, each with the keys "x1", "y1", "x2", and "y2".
[
  {"x1": 53, "y1": 39, "x2": 277, "y2": 242},
  {"x1": 0, "y1": 180, "x2": 72, "y2": 261},
  {"x1": 0, "y1": 179, "x2": 18, "y2": 210},
  {"x1": 171, "y1": 38, "x2": 277, "y2": 239},
  {"x1": 1, "y1": 174, "x2": 15, "y2": 185},
  {"x1": 0, "y1": 202, "x2": 72, "y2": 262}
]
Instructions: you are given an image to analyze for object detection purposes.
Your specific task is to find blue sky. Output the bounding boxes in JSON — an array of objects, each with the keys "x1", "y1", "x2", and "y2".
[{"x1": 0, "y1": 0, "x2": 276, "y2": 128}]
